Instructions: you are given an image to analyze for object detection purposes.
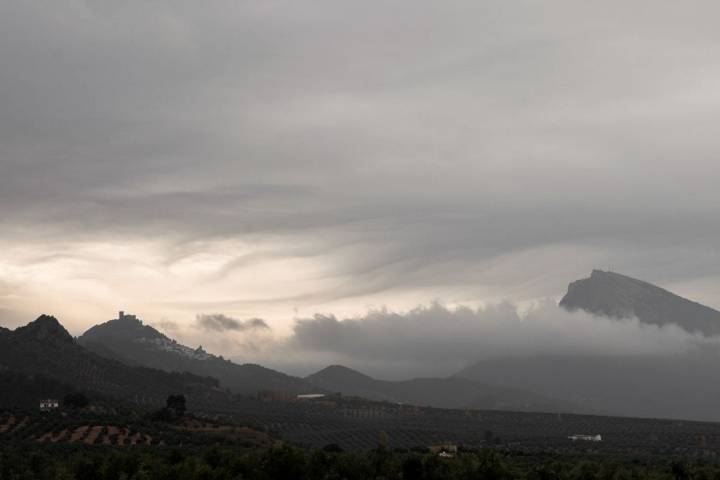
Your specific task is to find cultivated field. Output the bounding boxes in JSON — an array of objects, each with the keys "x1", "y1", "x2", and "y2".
[
  {"x1": 203, "y1": 396, "x2": 720, "y2": 456},
  {"x1": 0, "y1": 410, "x2": 274, "y2": 448}
]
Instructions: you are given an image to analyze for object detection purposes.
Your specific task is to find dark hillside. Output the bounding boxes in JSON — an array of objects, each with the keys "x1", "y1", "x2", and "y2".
[
  {"x1": 79, "y1": 313, "x2": 315, "y2": 395},
  {"x1": 0, "y1": 315, "x2": 226, "y2": 408},
  {"x1": 306, "y1": 365, "x2": 586, "y2": 413}
]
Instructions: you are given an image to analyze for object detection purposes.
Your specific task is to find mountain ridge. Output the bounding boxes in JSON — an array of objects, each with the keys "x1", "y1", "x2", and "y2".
[
  {"x1": 0, "y1": 315, "x2": 229, "y2": 408},
  {"x1": 13, "y1": 314, "x2": 75, "y2": 344},
  {"x1": 78, "y1": 312, "x2": 316, "y2": 395},
  {"x1": 306, "y1": 364, "x2": 589, "y2": 413}
]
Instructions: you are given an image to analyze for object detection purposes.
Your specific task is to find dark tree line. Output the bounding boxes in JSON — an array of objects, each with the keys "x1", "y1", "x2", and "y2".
[
  {"x1": 0, "y1": 444, "x2": 716, "y2": 480},
  {"x1": 152, "y1": 394, "x2": 187, "y2": 422},
  {"x1": 63, "y1": 393, "x2": 89, "y2": 409}
]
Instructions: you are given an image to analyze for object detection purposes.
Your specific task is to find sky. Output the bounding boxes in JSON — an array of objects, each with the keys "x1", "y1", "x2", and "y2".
[{"x1": 1, "y1": 1, "x2": 720, "y2": 367}]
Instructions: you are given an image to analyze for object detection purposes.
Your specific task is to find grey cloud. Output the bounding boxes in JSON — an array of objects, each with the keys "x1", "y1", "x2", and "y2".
[
  {"x1": 196, "y1": 314, "x2": 270, "y2": 332},
  {"x1": 243, "y1": 301, "x2": 709, "y2": 379}
]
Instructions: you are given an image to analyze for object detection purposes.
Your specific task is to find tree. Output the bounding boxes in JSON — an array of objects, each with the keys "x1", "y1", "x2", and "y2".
[
  {"x1": 166, "y1": 394, "x2": 186, "y2": 417},
  {"x1": 63, "y1": 392, "x2": 89, "y2": 409},
  {"x1": 402, "y1": 456, "x2": 424, "y2": 480},
  {"x1": 152, "y1": 394, "x2": 187, "y2": 422},
  {"x1": 671, "y1": 461, "x2": 690, "y2": 480},
  {"x1": 378, "y1": 431, "x2": 389, "y2": 450},
  {"x1": 263, "y1": 446, "x2": 307, "y2": 480}
]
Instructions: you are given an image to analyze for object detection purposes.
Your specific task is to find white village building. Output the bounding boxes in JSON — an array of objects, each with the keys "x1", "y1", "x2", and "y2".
[
  {"x1": 568, "y1": 434, "x2": 602, "y2": 442},
  {"x1": 39, "y1": 399, "x2": 59, "y2": 411}
]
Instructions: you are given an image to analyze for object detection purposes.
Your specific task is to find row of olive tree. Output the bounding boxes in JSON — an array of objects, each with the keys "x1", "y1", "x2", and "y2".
[{"x1": 0, "y1": 443, "x2": 713, "y2": 480}]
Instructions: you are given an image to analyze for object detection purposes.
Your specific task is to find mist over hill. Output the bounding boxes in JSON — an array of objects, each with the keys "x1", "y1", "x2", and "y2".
[
  {"x1": 456, "y1": 270, "x2": 720, "y2": 421},
  {"x1": 76, "y1": 312, "x2": 591, "y2": 412},
  {"x1": 3, "y1": 270, "x2": 720, "y2": 421},
  {"x1": 248, "y1": 299, "x2": 703, "y2": 381}
]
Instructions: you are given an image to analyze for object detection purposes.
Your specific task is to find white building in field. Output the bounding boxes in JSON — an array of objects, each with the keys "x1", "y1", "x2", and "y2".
[
  {"x1": 39, "y1": 399, "x2": 59, "y2": 411},
  {"x1": 296, "y1": 394, "x2": 326, "y2": 400},
  {"x1": 568, "y1": 434, "x2": 602, "y2": 442},
  {"x1": 430, "y1": 444, "x2": 458, "y2": 457}
]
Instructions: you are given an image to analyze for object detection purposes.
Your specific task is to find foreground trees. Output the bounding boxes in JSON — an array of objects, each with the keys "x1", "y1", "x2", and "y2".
[
  {"x1": 0, "y1": 444, "x2": 713, "y2": 480},
  {"x1": 63, "y1": 393, "x2": 90, "y2": 409},
  {"x1": 151, "y1": 394, "x2": 187, "y2": 422}
]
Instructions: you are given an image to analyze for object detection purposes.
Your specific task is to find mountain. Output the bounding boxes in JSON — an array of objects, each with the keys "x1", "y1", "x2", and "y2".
[
  {"x1": 456, "y1": 350, "x2": 720, "y2": 422},
  {"x1": 14, "y1": 314, "x2": 74, "y2": 344},
  {"x1": 305, "y1": 365, "x2": 588, "y2": 413},
  {"x1": 560, "y1": 269, "x2": 720, "y2": 336},
  {"x1": 306, "y1": 366, "x2": 390, "y2": 401},
  {"x1": 79, "y1": 312, "x2": 315, "y2": 395},
  {"x1": 456, "y1": 271, "x2": 720, "y2": 422},
  {"x1": 0, "y1": 315, "x2": 228, "y2": 408}
]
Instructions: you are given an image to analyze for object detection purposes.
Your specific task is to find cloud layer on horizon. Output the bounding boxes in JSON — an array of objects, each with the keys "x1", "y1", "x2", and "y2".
[{"x1": 226, "y1": 301, "x2": 710, "y2": 379}]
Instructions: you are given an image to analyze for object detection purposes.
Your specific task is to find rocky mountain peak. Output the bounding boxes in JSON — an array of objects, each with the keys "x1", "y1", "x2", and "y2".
[
  {"x1": 560, "y1": 270, "x2": 720, "y2": 336},
  {"x1": 15, "y1": 314, "x2": 74, "y2": 343},
  {"x1": 80, "y1": 311, "x2": 166, "y2": 344}
]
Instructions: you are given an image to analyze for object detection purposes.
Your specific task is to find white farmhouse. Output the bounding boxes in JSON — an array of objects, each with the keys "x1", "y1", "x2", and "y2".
[
  {"x1": 568, "y1": 434, "x2": 602, "y2": 442},
  {"x1": 39, "y1": 399, "x2": 59, "y2": 411}
]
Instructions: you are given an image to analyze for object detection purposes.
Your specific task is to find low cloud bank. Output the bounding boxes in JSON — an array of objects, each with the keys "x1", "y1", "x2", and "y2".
[{"x1": 225, "y1": 301, "x2": 712, "y2": 379}]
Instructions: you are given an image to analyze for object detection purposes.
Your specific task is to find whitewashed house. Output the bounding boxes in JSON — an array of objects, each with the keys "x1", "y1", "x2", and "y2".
[
  {"x1": 568, "y1": 434, "x2": 602, "y2": 442},
  {"x1": 39, "y1": 399, "x2": 59, "y2": 411}
]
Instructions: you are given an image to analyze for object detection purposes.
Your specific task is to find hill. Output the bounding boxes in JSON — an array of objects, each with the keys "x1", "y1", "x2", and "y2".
[
  {"x1": 457, "y1": 271, "x2": 720, "y2": 421},
  {"x1": 305, "y1": 365, "x2": 587, "y2": 413},
  {"x1": 456, "y1": 351, "x2": 720, "y2": 421},
  {"x1": 560, "y1": 269, "x2": 720, "y2": 336},
  {"x1": 0, "y1": 315, "x2": 228, "y2": 408},
  {"x1": 79, "y1": 312, "x2": 315, "y2": 395}
]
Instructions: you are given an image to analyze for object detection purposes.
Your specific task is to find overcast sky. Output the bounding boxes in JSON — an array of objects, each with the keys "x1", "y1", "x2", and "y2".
[{"x1": 1, "y1": 1, "x2": 719, "y2": 357}]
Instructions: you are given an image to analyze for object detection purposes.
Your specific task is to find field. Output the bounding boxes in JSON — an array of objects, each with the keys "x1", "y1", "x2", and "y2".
[
  {"x1": 203, "y1": 395, "x2": 720, "y2": 457},
  {"x1": 5, "y1": 394, "x2": 720, "y2": 461},
  {"x1": 0, "y1": 409, "x2": 275, "y2": 448}
]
